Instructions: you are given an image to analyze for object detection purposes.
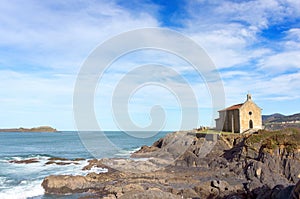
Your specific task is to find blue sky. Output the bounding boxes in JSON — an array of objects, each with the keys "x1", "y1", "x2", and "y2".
[{"x1": 0, "y1": 0, "x2": 300, "y2": 130}]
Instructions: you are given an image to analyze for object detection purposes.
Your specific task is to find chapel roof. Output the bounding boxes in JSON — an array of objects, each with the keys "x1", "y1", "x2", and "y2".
[{"x1": 219, "y1": 103, "x2": 244, "y2": 112}]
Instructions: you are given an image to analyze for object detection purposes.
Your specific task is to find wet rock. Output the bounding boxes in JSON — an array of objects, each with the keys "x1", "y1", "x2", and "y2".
[
  {"x1": 9, "y1": 158, "x2": 39, "y2": 164},
  {"x1": 73, "y1": 158, "x2": 85, "y2": 161},
  {"x1": 45, "y1": 161, "x2": 56, "y2": 165},
  {"x1": 45, "y1": 160, "x2": 79, "y2": 166},
  {"x1": 48, "y1": 157, "x2": 69, "y2": 161}
]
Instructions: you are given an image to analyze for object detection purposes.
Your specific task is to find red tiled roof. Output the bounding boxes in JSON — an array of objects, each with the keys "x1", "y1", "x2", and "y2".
[{"x1": 219, "y1": 103, "x2": 244, "y2": 111}]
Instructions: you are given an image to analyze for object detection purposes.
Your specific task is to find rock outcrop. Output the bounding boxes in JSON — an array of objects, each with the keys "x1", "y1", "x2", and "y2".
[
  {"x1": 9, "y1": 158, "x2": 39, "y2": 164},
  {"x1": 42, "y1": 128, "x2": 300, "y2": 198},
  {"x1": 0, "y1": 126, "x2": 57, "y2": 132}
]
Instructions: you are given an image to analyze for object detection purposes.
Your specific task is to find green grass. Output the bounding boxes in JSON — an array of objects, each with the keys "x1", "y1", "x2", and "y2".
[
  {"x1": 194, "y1": 130, "x2": 233, "y2": 135},
  {"x1": 245, "y1": 128, "x2": 300, "y2": 152}
]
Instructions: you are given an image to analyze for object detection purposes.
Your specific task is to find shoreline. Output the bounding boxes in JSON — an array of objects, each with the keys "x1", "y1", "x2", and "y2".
[{"x1": 41, "y1": 128, "x2": 300, "y2": 198}]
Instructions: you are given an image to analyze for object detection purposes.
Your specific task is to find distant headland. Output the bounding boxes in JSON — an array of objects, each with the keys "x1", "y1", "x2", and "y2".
[{"x1": 0, "y1": 126, "x2": 57, "y2": 132}]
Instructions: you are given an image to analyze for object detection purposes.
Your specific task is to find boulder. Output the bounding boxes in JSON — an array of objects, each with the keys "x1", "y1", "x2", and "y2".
[{"x1": 42, "y1": 175, "x2": 92, "y2": 194}]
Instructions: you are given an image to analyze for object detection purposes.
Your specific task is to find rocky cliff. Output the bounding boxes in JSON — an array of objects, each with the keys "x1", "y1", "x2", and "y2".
[{"x1": 41, "y1": 129, "x2": 300, "y2": 198}]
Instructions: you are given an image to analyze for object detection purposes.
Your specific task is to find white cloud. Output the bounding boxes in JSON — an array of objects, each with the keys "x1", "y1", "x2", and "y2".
[
  {"x1": 259, "y1": 51, "x2": 300, "y2": 72},
  {"x1": 181, "y1": 0, "x2": 300, "y2": 71},
  {"x1": 1, "y1": 0, "x2": 300, "y2": 129},
  {"x1": 0, "y1": 0, "x2": 161, "y2": 129},
  {"x1": 220, "y1": 69, "x2": 300, "y2": 107},
  {"x1": 0, "y1": 0, "x2": 159, "y2": 72}
]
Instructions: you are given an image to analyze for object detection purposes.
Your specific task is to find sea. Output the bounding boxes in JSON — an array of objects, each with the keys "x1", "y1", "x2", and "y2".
[{"x1": 0, "y1": 131, "x2": 170, "y2": 199}]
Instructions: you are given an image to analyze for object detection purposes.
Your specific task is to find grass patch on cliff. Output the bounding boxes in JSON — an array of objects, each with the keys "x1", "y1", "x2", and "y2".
[
  {"x1": 246, "y1": 128, "x2": 300, "y2": 152},
  {"x1": 194, "y1": 130, "x2": 233, "y2": 135}
]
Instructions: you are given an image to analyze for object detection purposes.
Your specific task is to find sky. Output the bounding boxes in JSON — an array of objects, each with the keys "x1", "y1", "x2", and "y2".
[{"x1": 0, "y1": 0, "x2": 300, "y2": 130}]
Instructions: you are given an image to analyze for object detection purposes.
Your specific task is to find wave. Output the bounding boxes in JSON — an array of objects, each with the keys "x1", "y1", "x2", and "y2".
[
  {"x1": 0, "y1": 146, "x2": 141, "y2": 199},
  {"x1": 0, "y1": 154, "x2": 108, "y2": 199},
  {"x1": 114, "y1": 147, "x2": 141, "y2": 157},
  {"x1": 0, "y1": 179, "x2": 44, "y2": 199}
]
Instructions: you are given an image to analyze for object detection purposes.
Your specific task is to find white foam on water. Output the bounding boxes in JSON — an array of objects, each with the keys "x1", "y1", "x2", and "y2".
[
  {"x1": 86, "y1": 165, "x2": 108, "y2": 174},
  {"x1": 0, "y1": 178, "x2": 44, "y2": 199},
  {"x1": 0, "y1": 176, "x2": 8, "y2": 189},
  {"x1": 0, "y1": 146, "x2": 140, "y2": 198},
  {"x1": 115, "y1": 147, "x2": 141, "y2": 157},
  {"x1": 0, "y1": 155, "x2": 109, "y2": 198}
]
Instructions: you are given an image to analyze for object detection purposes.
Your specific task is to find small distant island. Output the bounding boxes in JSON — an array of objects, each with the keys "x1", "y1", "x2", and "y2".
[{"x1": 0, "y1": 126, "x2": 57, "y2": 132}]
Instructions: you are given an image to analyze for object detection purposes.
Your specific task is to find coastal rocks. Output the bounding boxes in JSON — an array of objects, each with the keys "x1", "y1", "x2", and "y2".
[
  {"x1": 252, "y1": 180, "x2": 300, "y2": 199},
  {"x1": 42, "y1": 129, "x2": 300, "y2": 198},
  {"x1": 9, "y1": 158, "x2": 39, "y2": 164},
  {"x1": 104, "y1": 183, "x2": 144, "y2": 198},
  {"x1": 211, "y1": 180, "x2": 231, "y2": 192},
  {"x1": 119, "y1": 189, "x2": 181, "y2": 199},
  {"x1": 45, "y1": 161, "x2": 79, "y2": 165},
  {"x1": 131, "y1": 131, "x2": 195, "y2": 161},
  {"x1": 8, "y1": 156, "x2": 86, "y2": 166},
  {"x1": 291, "y1": 179, "x2": 300, "y2": 198},
  {"x1": 42, "y1": 172, "x2": 126, "y2": 195},
  {"x1": 83, "y1": 158, "x2": 170, "y2": 173},
  {"x1": 82, "y1": 159, "x2": 113, "y2": 171},
  {"x1": 42, "y1": 175, "x2": 92, "y2": 194},
  {"x1": 45, "y1": 157, "x2": 85, "y2": 166}
]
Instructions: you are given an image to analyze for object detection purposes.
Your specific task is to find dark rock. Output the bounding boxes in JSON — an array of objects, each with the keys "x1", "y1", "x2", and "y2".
[
  {"x1": 48, "y1": 157, "x2": 69, "y2": 161},
  {"x1": 45, "y1": 161, "x2": 56, "y2": 165},
  {"x1": 45, "y1": 160, "x2": 79, "y2": 166},
  {"x1": 276, "y1": 185, "x2": 294, "y2": 199},
  {"x1": 290, "y1": 180, "x2": 300, "y2": 199},
  {"x1": 73, "y1": 158, "x2": 85, "y2": 161},
  {"x1": 9, "y1": 158, "x2": 39, "y2": 164},
  {"x1": 54, "y1": 162, "x2": 73, "y2": 165}
]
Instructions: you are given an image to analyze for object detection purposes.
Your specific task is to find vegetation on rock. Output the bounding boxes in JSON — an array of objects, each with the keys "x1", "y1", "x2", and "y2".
[
  {"x1": 246, "y1": 128, "x2": 300, "y2": 152},
  {"x1": 0, "y1": 126, "x2": 57, "y2": 132}
]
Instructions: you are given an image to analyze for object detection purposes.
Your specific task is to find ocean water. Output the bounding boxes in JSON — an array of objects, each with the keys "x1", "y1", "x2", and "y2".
[{"x1": 0, "y1": 131, "x2": 169, "y2": 199}]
